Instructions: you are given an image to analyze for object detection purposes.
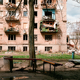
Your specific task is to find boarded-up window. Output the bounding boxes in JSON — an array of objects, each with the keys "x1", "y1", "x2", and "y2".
[{"x1": 23, "y1": 23, "x2": 28, "y2": 28}]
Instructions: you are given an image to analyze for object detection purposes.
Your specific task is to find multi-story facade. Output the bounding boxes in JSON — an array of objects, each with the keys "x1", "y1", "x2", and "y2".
[{"x1": 0, "y1": 0, "x2": 67, "y2": 52}]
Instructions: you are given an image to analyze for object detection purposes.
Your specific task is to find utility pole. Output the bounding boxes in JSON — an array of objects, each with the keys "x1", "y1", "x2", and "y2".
[{"x1": 29, "y1": 0, "x2": 35, "y2": 66}]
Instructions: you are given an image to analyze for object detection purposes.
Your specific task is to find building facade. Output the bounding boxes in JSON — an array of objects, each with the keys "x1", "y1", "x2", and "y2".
[{"x1": 0, "y1": 0, "x2": 67, "y2": 52}]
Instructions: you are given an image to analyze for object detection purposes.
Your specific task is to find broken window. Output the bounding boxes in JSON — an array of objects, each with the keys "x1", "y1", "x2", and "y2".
[
  {"x1": 45, "y1": 35, "x2": 52, "y2": 41},
  {"x1": 8, "y1": 46, "x2": 15, "y2": 51},
  {"x1": 0, "y1": 0, "x2": 3, "y2": 4},
  {"x1": 8, "y1": 35, "x2": 16, "y2": 40},
  {"x1": 23, "y1": 46, "x2": 27, "y2": 51},
  {"x1": 23, "y1": 11, "x2": 27, "y2": 17},
  {"x1": 23, "y1": 34, "x2": 27, "y2": 40},
  {"x1": 9, "y1": 0, "x2": 15, "y2": 4},
  {"x1": 9, "y1": 11, "x2": 16, "y2": 16},
  {"x1": 45, "y1": 11, "x2": 52, "y2": 18},
  {"x1": 34, "y1": 35, "x2": 37, "y2": 41},
  {"x1": 45, "y1": 47, "x2": 52, "y2": 51},
  {"x1": 34, "y1": 23, "x2": 37, "y2": 28},
  {"x1": 0, "y1": 46, "x2": 2, "y2": 50},
  {"x1": 24, "y1": 0, "x2": 27, "y2": 5},
  {"x1": 34, "y1": 11, "x2": 37, "y2": 16}
]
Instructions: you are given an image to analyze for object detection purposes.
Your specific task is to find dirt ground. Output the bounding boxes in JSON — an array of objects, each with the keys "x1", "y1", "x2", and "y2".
[{"x1": 0, "y1": 52, "x2": 80, "y2": 80}]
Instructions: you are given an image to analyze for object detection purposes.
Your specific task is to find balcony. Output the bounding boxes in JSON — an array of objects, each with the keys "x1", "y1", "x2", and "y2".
[
  {"x1": 40, "y1": 25, "x2": 58, "y2": 33},
  {"x1": 4, "y1": 27, "x2": 19, "y2": 34},
  {"x1": 5, "y1": 2, "x2": 18, "y2": 9},
  {"x1": 41, "y1": 0, "x2": 56, "y2": 9},
  {"x1": 42, "y1": 16, "x2": 55, "y2": 22},
  {"x1": 5, "y1": 15, "x2": 19, "y2": 21}
]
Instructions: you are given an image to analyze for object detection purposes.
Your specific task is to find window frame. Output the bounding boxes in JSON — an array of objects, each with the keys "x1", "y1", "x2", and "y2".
[
  {"x1": 34, "y1": 23, "x2": 37, "y2": 28},
  {"x1": 8, "y1": 46, "x2": 15, "y2": 51},
  {"x1": 23, "y1": 46, "x2": 27, "y2": 51},
  {"x1": 45, "y1": 35, "x2": 52, "y2": 41},
  {"x1": 8, "y1": 35, "x2": 16, "y2": 40},
  {"x1": 34, "y1": 11, "x2": 37, "y2": 16},
  {"x1": 24, "y1": 0, "x2": 27, "y2": 5},
  {"x1": 0, "y1": 0, "x2": 3, "y2": 5},
  {"x1": 23, "y1": 11, "x2": 27, "y2": 17},
  {"x1": 34, "y1": 35, "x2": 37, "y2": 41},
  {"x1": 23, "y1": 34, "x2": 27, "y2": 40},
  {"x1": 45, "y1": 47, "x2": 52, "y2": 51}
]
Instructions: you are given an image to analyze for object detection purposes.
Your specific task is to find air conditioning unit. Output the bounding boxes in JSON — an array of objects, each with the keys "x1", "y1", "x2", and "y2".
[{"x1": 35, "y1": 5, "x2": 38, "y2": 8}]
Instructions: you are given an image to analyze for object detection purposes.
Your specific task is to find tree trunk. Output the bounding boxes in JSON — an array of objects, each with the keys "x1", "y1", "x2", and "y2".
[{"x1": 29, "y1": 0, "x2": 35, "y2": 66}]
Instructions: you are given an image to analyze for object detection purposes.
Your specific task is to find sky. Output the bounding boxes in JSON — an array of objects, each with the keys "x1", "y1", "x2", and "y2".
[{"x1": 67, "y1": 0, "x2": 80, "y2": 22}]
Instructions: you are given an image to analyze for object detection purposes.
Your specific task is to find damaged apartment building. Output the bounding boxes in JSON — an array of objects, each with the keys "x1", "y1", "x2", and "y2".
[{"x1": 0, "y1": 0, "x2": 67, "y2": 52}]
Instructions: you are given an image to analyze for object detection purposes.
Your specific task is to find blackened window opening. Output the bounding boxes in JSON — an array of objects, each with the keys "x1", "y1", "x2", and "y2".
[
  {"x1": 23, "y1": 47, "x2": 27, "y2": 51},
  {"x1": 8, "y1": 35, "x2": 16, "y2": 40},
  {"x1": 34, "y1": 11, "x2": 37, "y2": 16},
  {"x1": 45, "y1": 11, "x2": 52, "y2": 19},
  {"x1": 23, "y1": 34, "x2": 27, "y2": 40},
  {"x1": 24, "y1": 0, "x2": 27, "y2": 5},
  {"x1": 45, "y1": 35, "x2": 52, "y2": 41},
  {"x1": 34, "y1": 23, "x2": 37, "y2": 28},
  {"x1": 9, "y1": 0, "x2": 15, "y2": 4},
  {"x1": 34, "y1": 0, "x2": 37, "y2": 4},
  {"x1": 8, "y1": 46, "x2": 15, "y2": 51}
]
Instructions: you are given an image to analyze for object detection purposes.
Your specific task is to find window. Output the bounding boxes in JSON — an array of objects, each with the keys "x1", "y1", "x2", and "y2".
[
  {"x1": 35, "y1": 47, "x2": 37, "y2": 51},
  {"x1": 34, "y1": 11, "x2": 37, "y2": 16},
  {"x1": 23, "y1": 46, "x2": 27, "y2": 51},
  {"x1": 23, "y1": 34, "x2": 27, "y2": 40},
  {"x1": 34, "y1": 0, "x2": 37, "y2": 4},
  {"x1": 0, "y1": 46, "x2": 2, "y2": 50},
  {"x1": 34, "y1": 23, "x2": 37, "y2": 28},
  {"x1": 47, "y1": 0, "x2": 52, "y2": 4},
  {"x1": 23, "y1": 11, "x2": 27, "y2": 17},
  {"x1": 9, "y1": 11, "x2": 16, "y2": 16},
  {"x1": 45, "y1": 47, "x2": 52, "y2": 51},
  {"x1": 45, "y1": 11, "x2": 52, "y2": 18},
  {"x1": 0, "y1": 11, "x2": 3, "y2": 17},
  {"x1": 8, "y1": 35, "x2": 16, "y2": 40},
  {"x1": 8, "y1": 46, "x2": 15, "y2": 51},
  {"x1": 34, "y1": 35, "x2": 37, "y2": 41},
  {"x1": 9, "y1": 0, "x2": 15, "y2": 4},
  {"x1": 45, "y1": 35, "x2": 52, "y2": 41},
  {"x1": 0, "y1": 0, "x2": 3, "y2": 4},
  {"x1": 24, "y1": 0, "x2": 27, "y2": 5}
]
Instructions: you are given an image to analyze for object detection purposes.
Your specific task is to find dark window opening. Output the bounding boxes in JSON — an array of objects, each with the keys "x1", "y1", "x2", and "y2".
[
  {"x1": 67, "y1": 37, "x2": 68, "y2": 43},
  {"x1": 8, "y1": 35, "x2": 16, "y2": 40},
  {"x1": 34, "y1": 11, "x2": 37, "y2": 16},
  {"x1": 35, "y1": 47, "x2": 37, "y2": 51},
  {"x1": 45, "y1": 11, "x2": 52, "y2": 18},
  {"x1": 45, "y1": 35, "x2": 52, "y2": 41},
  {"x1": 0, "y1": 0, "x2": 3, "y2": 4},
  {"x1": 9, "y1": 0, "x2": 15, "y2": 4},
  {"x1": 24, "y1": 0, "x2": 27, "y2": 5},
  {"x1": 47, "y1": 0, "x2": 52, "y2": 4},
  {"x1": 34, "y1": 0, "x2": 37, "y2": 4},
  {"x1": 23, "y1": 47, "x2": 27, "y2": 51},
  {"x1": 45, "y1": 47, "x2": 52, "y2": 51},
  {"x1": 0, "y1": 46, "x2": 2, "y2": 50},
  {"x1": 23, "y1": 34, "x2": 27, "y2": 40},
  {"x1": 8, "y1": 46, "x2": 15, "y2": 51},
  {"x1": 9, "y1": 11, "x2": 16, "y2": 16},
  {"x1": 34, "y1": 35, "x2": 37, "y2": 41},
  {"x1": 34, "y1": 23, "x2": 37, "y2": 28}
]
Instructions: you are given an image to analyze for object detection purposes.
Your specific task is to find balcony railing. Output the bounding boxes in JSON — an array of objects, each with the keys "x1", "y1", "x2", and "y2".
[
  {"x1": 41, "y1": 1, "x2": 56, "y2": 9},
  {"x1": 5, "y1": 2, "x2": 18, "y2": 9},
  {"x1": 40, "y1": 25, "x2": 58, "y2": 33},
  {"x1": 42, "y1": 16, "x2": 55, "y2": 21},
  {"x1": 4, "y1": 27, "x2": 19, "y2": 34},
  {"x1": 5, "y1": 15, "x2": 19, "y2": 21}
]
